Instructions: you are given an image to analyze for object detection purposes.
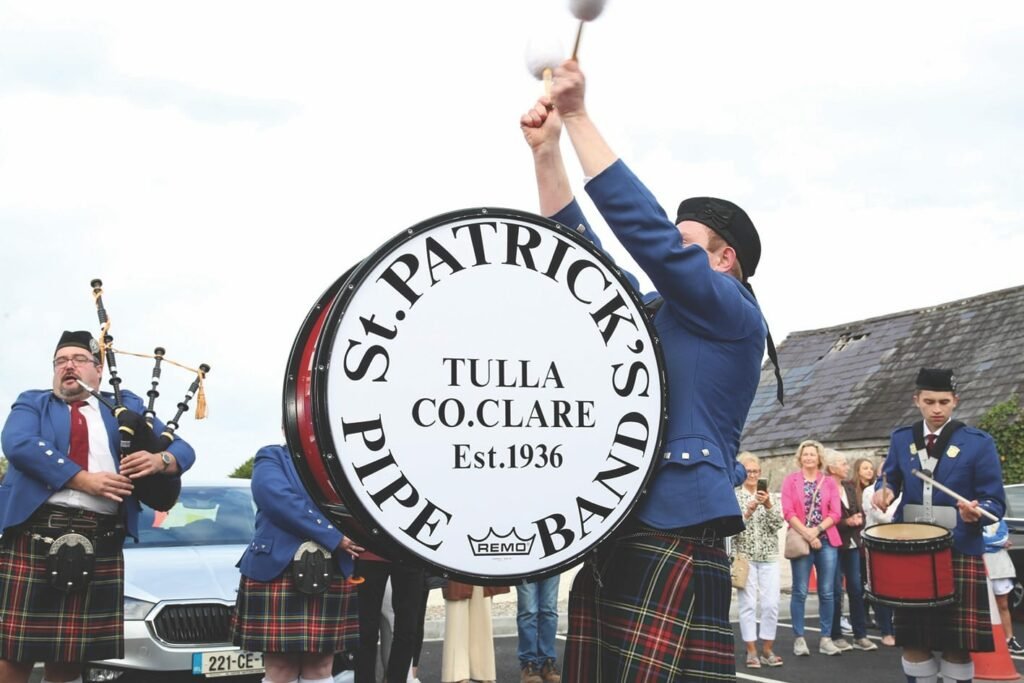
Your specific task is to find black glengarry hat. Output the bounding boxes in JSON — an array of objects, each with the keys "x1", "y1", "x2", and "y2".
[
  {"x1": 676, "y1": 197, "x2": 761, "y2": 279},
  {"x1": 55, "y1": 330, "x2": 101, "y2": 363},
  {"x1": 915, "y1": 367, "x2": 956, "y2": 393}
]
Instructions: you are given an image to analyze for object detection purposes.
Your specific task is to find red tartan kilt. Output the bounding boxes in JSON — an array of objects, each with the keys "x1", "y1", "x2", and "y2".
[
  {"x1": 0, "y1": 531, "x2": 124, "y2": 663},
  {"x1": 565, "y1": 527, "x2": 735, "y2": 682},
  {"x1": 232, "y1": 572, "x2": 359, "y2": 654},
  {"x1": 894, "y1": 551, "x2": 994, "y2": 652}
]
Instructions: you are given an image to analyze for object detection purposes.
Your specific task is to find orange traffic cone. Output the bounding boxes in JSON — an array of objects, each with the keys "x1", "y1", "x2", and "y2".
[
  {"x1": 809, "y1": 565, "x2": 817, "y2": 592},
  {"x1": 973, "y1": 573, "x2": 1021, "y2": 681}
]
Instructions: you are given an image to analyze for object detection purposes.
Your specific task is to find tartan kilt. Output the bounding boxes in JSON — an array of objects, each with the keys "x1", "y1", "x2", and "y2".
[
  {"x1": 232, "y1": 572, "x2": 359, "y2": 654},
  {"x1": 0, "y1": 530, "x2": 124, "y2": 663},
  {"x1": 564, "y1": 528, "x2": 734, "y2": 682},
  {"x1": 894, "y1": 551, "x2": 993, "y2": 652}
]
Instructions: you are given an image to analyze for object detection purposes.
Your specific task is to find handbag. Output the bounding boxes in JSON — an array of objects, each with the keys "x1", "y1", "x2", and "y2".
[
  {"x1": 783, "y1": 477, "x2": 824, "y2": 560},
  {"x1": 783, "y1": 527, "x2": 810, "y2": 559},
  {"x1": 730, "y1": 554, "x2": 750, "y2": 589}
]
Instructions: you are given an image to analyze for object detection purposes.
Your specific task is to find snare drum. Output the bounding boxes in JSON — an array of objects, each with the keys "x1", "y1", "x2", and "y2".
[{"x1": 862, "y1": 522, "x2": 955, "y2": 608}]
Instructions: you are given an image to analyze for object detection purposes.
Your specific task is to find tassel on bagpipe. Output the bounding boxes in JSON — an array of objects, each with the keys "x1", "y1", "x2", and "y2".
[{"x1": 88, "y1": 278, "x2": 210, "y2": 511}]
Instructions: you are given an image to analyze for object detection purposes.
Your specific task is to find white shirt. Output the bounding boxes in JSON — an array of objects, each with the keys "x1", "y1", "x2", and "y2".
[{"x1": 48, "y1": 395, "x2": 120, "y2": 515}]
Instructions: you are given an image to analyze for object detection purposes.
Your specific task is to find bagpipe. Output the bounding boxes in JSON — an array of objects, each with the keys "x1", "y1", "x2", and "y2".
[{"x1": 79, "y1": 279, "x2": 210, "y2": 511}]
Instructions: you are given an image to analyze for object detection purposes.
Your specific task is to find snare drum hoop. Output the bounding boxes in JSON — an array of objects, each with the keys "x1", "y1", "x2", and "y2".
[
  {"x1": 865, "y1": 591, "x2": 956, "y2": 609},
  {"x1": 861, "y1": 522, "x2": 953, "y2": 553},
  {"x1": 309, "y1": 207, "x2": 668, "y2": 584}
]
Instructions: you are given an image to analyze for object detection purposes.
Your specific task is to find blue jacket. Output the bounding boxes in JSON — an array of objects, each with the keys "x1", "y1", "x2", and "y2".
[
  {"x1": 877, "y1": 422, "x2": 1005, "y2": 555},
  {"x1": 551, "y1": 160, "x2": 766, "y2": 531},
  {"x1": 0, "y1": 389, "x2": 196, "y2": 540},
  {"x1": 237, "y1": 445, "x2": 354, "y2": 581}
]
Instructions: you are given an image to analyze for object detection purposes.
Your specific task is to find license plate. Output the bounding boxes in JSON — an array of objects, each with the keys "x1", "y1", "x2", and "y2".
[{"x1": 192, "y1": 650, "x2": 264, "y2": 677}]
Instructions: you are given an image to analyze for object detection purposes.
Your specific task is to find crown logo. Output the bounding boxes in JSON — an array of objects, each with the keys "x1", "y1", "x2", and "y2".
[{"x1": 467, "y1": 527, "x2": 536, "y2": 557}]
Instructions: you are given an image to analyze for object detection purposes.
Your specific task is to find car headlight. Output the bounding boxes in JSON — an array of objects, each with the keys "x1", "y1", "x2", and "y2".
[{"x1": 123, "y1": 596, "x2": 156, "y2": 620}]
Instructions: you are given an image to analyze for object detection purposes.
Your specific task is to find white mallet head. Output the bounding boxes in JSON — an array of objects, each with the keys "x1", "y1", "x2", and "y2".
[
  {"x1": 570, "y1": 0, "x2": 607, "y2": 23},
  {"x1": 525, "y1": 35, "x2": 565, "y2": 81}
]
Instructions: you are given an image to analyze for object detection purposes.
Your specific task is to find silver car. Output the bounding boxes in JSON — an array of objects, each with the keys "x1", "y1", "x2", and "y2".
[{"x1": 85, "y1": 479, "x2": 265, "y2": 682}]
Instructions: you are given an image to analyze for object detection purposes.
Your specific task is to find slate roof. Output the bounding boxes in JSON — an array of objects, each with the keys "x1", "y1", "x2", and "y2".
[{"x1": 741, "y1": 284, "x2": 1024, "y2": 454}]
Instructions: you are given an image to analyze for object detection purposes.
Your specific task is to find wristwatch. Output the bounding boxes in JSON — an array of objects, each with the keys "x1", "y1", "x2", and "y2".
[{"x1": 160, "y1": 452, "x2": 173, "y2": 471}]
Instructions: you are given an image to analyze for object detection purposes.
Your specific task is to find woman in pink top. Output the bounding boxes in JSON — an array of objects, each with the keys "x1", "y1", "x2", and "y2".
[{"x1": 781, "y1": 439, "x2": 842, "y2": 657}]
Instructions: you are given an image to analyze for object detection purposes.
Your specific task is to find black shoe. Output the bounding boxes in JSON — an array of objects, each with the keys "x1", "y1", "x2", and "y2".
[{"x1": 1007, "y1": 636, "x2": 1024, "y2": 655}]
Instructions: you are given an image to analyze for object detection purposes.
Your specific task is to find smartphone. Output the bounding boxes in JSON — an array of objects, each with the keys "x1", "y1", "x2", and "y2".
[{"x1": 756, "y1": 478, "x2": 768, "y2": 492}]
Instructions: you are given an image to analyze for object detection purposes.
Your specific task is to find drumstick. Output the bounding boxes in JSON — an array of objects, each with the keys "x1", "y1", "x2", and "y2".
[{"x1": 910, "y1": 468, "x2": 999, "y2": 522}]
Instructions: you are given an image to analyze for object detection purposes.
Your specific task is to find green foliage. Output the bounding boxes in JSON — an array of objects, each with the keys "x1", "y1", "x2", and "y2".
[
  {"x1": 230, "y1": 456, "x2": 255, "y2": 479},
  {"x1": 978, "y1": 395, "x2": 1024, "y2": 485},
  {"x1": 0, "y1": 457, "x2": 7, "y2": 481}
]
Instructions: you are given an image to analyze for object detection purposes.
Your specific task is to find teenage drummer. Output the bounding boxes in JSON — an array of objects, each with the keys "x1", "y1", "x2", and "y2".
[{"x1": 873, "y1": 368, "x2": 1005, "y2": 683}]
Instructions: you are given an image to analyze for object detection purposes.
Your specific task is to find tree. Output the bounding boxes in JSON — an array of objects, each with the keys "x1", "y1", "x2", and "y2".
[
  {"x1": 978, "y1": 395, "x2": 1024, "y2": 485},
  {"x1": 230, "y1": 456, "x2": 254, "y2": 479}
]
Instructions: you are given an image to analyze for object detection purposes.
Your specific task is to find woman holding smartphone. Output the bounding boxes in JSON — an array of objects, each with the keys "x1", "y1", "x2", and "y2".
[{"x1": 734, "y1": 452, "x2": 785, "y2": 668}]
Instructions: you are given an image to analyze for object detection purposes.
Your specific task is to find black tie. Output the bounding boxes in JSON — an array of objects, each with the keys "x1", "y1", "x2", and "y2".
[{"x1": 926, "y1": 433, "x2": 937, "y2": 459}]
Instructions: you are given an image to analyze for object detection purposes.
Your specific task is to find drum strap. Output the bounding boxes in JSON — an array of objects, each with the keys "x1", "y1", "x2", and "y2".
[
  {"x1": 643, "y1": 296, "x2": 664, "y2": 318},
  {"x1": 911, "y1": 420, "x2": 964, "y2": 523}
]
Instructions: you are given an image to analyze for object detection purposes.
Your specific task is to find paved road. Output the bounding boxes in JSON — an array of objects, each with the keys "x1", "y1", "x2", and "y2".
[
  {"x1": 28, "y1": 609, "x2": 1024, "y2": 681},
  {"x1": 411, "y1": 619, "x2": 1024, "y2": 683}
]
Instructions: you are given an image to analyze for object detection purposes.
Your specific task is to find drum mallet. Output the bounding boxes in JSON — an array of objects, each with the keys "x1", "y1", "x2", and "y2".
[
  {"x1": 910, "y1": 468, "x2": 1000, "y2": 523},
  {"x1": 525, "y1": 35, "x2": 564, "y2": 99},
  {"x1": 569, "y1": 0, "x2": 607, "y2": 60}
]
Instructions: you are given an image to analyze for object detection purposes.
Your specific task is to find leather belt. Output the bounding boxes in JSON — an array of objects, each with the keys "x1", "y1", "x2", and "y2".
[
  {"x1": 30, "y1": 504, "x2": 124, "y2": 536},
  {"x1": 627, "y1": 522, "x2": 727, "y2": 548}
]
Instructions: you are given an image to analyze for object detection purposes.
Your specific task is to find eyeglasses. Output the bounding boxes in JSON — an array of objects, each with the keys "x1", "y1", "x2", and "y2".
[
  {"x1": 53, "y1": 354, "x2": 98, "y2": 369},
  {"x1": 746, "y1": 468, "x2": 761, "y2": 474}
]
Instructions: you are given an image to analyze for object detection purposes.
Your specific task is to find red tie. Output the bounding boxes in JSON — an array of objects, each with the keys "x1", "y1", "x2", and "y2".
[
  {"x1": 69, "y1": 400, "x2": 90, "y2": 471},
  {"x1": 925, "y1": 433, "x2": 937, "y2": 458}
]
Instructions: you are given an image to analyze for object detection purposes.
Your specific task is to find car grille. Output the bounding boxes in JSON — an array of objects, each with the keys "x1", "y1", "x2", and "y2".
[{"x1": 152, "y1": 603, "x2": 233, "y2": 644}]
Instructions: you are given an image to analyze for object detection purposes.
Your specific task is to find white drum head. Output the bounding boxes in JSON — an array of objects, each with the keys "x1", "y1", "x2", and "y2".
[{"x1": 311, "y1": 208, "x2": 667, "y2": 582}]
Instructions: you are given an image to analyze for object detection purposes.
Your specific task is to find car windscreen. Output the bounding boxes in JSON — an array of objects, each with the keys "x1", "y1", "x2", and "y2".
[
  {"x1": 1007, "y1": 485, "x2": 1024, "y2": 520},
  {"x1": 135, "y1": 485, "x2": 256, "y2": 547}
]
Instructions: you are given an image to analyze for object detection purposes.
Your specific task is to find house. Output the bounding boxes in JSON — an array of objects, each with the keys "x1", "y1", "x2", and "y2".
[{"x1": 741, "y1": 284, "x2": 1024, "y2": 481}]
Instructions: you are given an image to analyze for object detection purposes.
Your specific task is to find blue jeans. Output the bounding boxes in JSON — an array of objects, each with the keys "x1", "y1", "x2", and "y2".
[
  {"x1": 832, "y1": 546, "x2": 868, "y2": 639},
  {"x1": 517, "y1": 575, "x2": 560, "y2": 666},
  {"x1": 790, "y1": 543, "x2": 837, "y2": 636}
]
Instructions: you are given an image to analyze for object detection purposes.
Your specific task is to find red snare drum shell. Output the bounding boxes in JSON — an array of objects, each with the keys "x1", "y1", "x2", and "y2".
[{"x1": 862, "y1": 522, "x2": 955, "y2": 608}]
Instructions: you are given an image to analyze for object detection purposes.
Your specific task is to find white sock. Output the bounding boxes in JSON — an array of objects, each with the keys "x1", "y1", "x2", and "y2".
[
  {"x1": 903, "y1": 656, "x2": 940, "y2": 683},
  {"x1": 262, "y1": 679, "x2": 298, "y2": 683},
  {"x1": 298, "y1": 677, "x2": 333, "y2": 683},
  {"x1": 939, "y1": 658, "x2": 974, "y2": 682}
]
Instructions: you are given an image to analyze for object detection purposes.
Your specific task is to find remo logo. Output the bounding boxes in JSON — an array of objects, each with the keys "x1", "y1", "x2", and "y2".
[{"x1": 311, "y1": 208, "x2": 666, "y2": 582}]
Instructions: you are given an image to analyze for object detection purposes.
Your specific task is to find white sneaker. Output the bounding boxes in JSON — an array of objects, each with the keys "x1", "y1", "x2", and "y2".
[
  {"x1": 793, "y1": 637, "x2": 810, "y2": 656},
  {"x1": 819, "y1": 637, "x2": 842, "y2": 656},
  {"x1": 852, "y1": 637, "x2": 878, "y2": 651},
  {"x1": 840, "y1": 616, "x2": 853, "y2": 635},
  {"x1": 832, "y1": 638, "x2": 854, "y2": 652}
]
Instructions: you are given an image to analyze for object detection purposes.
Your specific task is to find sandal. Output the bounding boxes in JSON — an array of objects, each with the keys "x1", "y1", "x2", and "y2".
[
  {"x1": 760, "y1": 652, "x2": 784, "y2": 667},
  {"x1": 745, "y1": 654, "x2": 761, "y2": 668}
]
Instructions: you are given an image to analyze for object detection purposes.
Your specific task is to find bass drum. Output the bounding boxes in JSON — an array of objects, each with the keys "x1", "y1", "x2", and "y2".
[
  {"x1": 286, "y1": 207, "x2": 667, "y2": 584},
  {"x1": 283, "y1": 263, "x2": 383, "y2": 554}
]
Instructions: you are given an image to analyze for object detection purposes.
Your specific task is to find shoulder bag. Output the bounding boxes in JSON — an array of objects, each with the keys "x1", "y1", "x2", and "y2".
[{"x1": 784, "y1": 477, "x2": 824, "y2": 560}]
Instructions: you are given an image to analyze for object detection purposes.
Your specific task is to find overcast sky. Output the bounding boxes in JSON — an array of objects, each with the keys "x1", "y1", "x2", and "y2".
[{"x1": 2, "y1": 1, "x2": 1022, "y2": 479}]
